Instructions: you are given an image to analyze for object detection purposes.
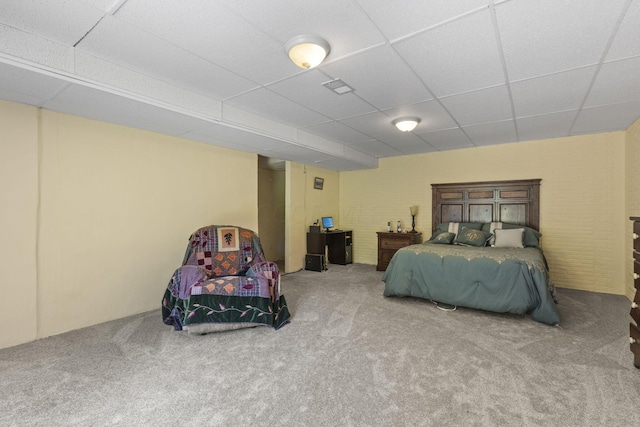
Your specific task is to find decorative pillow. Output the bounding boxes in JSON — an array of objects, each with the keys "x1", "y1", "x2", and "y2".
[
  {"x1": 454, "y1": 227, "x2": 492, "y2": 247},
  {"x1": 429, "y1": 231, "x2": 455, "y2": 244},
  {"x1": 493, "y1": 228, "x2": 525, "y2": 248},
  {"x1": 436, "y1": 222, "x2": 484, "y2": 236},
  {"x1": 481, "y1": 222, "x2": 542, "y2": 248},
  {"x1": 486, "y1": 221, "x2": 501, "y2": 246}
]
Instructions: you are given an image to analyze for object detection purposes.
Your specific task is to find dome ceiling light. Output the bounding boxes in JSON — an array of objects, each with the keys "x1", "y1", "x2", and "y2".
[
  {"x1": 284, "y1": 34, "x2": 330, "y2": 69},
  {"x1": 392, "y1": 117, "x2": 421, "y2": 132}
]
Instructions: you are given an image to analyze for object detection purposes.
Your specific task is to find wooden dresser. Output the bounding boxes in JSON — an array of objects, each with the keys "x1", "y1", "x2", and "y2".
[
  {"x1": 630, "y1": 217, "x2": 640, "y2": 368},
  {"x1": 376, "y1": 232, "x2": 422, "y2": 271}
]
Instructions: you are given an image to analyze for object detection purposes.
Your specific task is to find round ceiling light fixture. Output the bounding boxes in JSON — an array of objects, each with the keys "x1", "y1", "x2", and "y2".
[
  {"x1": 284, "y1": 34, "x2": 330, "y2": 69},
  {"x1": 392, "y1": 117, "x2": 421, "y2": 132}
]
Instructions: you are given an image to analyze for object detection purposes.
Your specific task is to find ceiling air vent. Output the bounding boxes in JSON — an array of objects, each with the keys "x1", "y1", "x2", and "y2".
[{"x1": 322, "y1": 78, "x2": 354, "y2": 95}]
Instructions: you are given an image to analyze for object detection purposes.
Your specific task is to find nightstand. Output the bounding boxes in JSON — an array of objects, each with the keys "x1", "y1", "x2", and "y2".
[{"x1": 376, "y1": 232, "x2": 422, "y2": 271}]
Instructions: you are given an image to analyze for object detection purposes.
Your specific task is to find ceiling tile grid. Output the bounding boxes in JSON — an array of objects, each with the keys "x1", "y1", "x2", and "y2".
[{"x1": 0, "y1": 0, "x2": 639, "y2": 171}]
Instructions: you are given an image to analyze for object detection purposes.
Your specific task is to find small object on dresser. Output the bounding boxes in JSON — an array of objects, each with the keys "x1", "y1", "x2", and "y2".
[
  {"x1": 387, "y1": 221, "x2": 392, "y2": 232},
  {"x1": 410, "y1": 205, "x2": 418, "y2": 233},
  {"x1": 397, "y1": 221, "x2": 402, "y2": 233}
]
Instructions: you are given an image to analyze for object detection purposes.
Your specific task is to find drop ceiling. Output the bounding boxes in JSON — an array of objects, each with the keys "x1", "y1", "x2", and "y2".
[{"x1": 1, "y1": 0, "x2": 639, "y2": 171}]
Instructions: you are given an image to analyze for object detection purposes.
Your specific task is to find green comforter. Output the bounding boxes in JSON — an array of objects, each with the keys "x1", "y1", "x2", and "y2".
[{"x1": 382, "y1": 243, "x2": 560, "y2": 325}]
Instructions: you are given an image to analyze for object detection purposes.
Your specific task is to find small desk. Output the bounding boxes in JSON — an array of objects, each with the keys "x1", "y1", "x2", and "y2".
[{"x1": 307, "y1": 230, "x2": 353, "y2": 265}]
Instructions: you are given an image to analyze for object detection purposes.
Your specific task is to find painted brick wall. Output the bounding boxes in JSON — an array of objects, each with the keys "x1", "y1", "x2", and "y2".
[
  {"x1": 626, "y1": 117, "x2": 640, "y2": 299},
  {"x1": 340, "y1": 132, "x2": 626, "y2": 295}
]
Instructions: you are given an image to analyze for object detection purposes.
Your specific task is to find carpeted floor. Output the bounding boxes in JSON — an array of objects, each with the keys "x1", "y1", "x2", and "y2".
[{"x1": 1, "y1": 263, "x2": 639, "y2": 426}]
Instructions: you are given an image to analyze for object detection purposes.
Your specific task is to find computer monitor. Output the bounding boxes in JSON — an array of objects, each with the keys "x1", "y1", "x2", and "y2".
[{"x1": 321, "y1": 216, "x2": 334, "y2": 231}]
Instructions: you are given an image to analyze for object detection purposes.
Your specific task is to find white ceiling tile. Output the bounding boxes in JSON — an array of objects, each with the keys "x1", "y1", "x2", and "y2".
[
  {"x1": 185, "y1": 122, "x2": 293, "y2": 152},
  {"x1": 84, "y1": 1, "x2": 124, "y2": 12},
  {"x1": 585, "y1": 56, "x2": 640, "y2": 107},
  {"x1": 572, "y1": 100, "x2": 640, "y2": 134},
  {"x1": 516, "y1": 111, "x2": 577, "y2": 142},
  {"x1": 0, "y1": 0, "x2": 104, "y2": 45},
  {"x1": 511, "y1": 67, "x2": 596, "y2": 118},
  {"x1": 315, "y1": 157, "x2": 376, "y2": 171},
  {"x1": 497, "y1": 0, "x2": 628, "y2": 80},
  {"x1": 340, "y1": 111, "x2": 406, "y2": 141},
  {"x1": 393, "y1": 9, "x2": 505, "y2": 97},
  {"x1": 391, "y1": 137, "x2": 438, "y2": 156},
  {"x1": 225, "y1": 88, "x2": 328, "y2": 128},
  {"x1": 419, "y1": 128, "x2": 474, "y2": 151},
  {"x1": 221, "y1": 105, "x2": 297, "y2": 141},
  {"x1": 220, "y1": 0, "x2": 387, "y2": 60},
  {"x1": 266, "y1": 144, "x2": 335, "y2": 163},
  {"x1": 301, "y1": 121, "x2": 374, "y2": 145},
  {"x1": 42, "y1": 84, "x2": 213, "y2": 136},
  {"x1": 439, "y1": 85, "x2": 512, "y2": 126},
  {"x1": 297, "y1": 131, "x2": 347, "y2": 157},
  {"x1": 606, "y1": 0, "x2": 640, "y2": 61},
  {"x1": 74, "y1": 52, "x2": 222, "y2": 119},
  {"x1": 114, "y1": 0, "x2": 293, "y2": 84},
  {"x1": 385, "y1": 99, "x2": 458, "y2": 133},
  {"x1": 342, "y1": 145, "x2": 379, "y2": 168},
  {"x1": 462, "y1": 120, "x2": 517, "y2": 146},
  {"x1": 0, "y1": 24, "x2": 74, "y2": 72},
  {"x1": 0, "y1": 61, "x2": 69, "y2": 104},
  {"x1": 0, "y1": 1, "x2": 639, "y2": 171},
  {"x1": 76, "y1": 16, "x2": 258, "y2": 100},
  {"x1": 322, "y1": 45, "x2": 433, "y2": 110},
  {"x1": 268, "y1": 70, "x2": 376, "y2": 120},
  {"x1": 345, "y1": 140, "x2": 403, "y2": 158},
  {"x1": 355, "y1": 0, "x2": 489, "y2": 41}
]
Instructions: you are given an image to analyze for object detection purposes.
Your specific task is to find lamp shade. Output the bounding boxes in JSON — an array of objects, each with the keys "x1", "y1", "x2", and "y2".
[
  {"x1": 392, "y1": 117, "x2": 421, "y2": 132},
  {"x1": 284, "y1": 35, "x2": 330, "y2": 69}
]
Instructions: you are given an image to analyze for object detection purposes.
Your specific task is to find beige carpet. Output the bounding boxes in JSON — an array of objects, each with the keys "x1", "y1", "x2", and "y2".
[{"x1": 0, "y1": 263, "x2": 638, "y2": 426}]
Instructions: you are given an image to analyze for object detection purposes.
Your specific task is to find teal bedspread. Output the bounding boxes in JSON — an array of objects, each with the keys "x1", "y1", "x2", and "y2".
[{"x1": 382, "y1": 243, "x2": 560, "y2": 325}]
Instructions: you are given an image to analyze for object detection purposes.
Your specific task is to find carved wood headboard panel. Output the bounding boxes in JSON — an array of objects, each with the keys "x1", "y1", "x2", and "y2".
[{"x1": 431, "y1": 179, "x2": 541, "y2": 234}]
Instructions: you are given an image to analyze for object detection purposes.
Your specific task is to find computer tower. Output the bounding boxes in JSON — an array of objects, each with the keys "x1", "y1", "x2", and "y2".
[
  {"x1": 344, "y1": 245, "x2": 352, "y2": 264},
  {"x1": 305, "y1": 254, "x2": 325, "y2": 272}
]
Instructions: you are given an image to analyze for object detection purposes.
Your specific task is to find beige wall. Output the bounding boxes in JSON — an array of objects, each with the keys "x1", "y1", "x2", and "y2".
[
  {"x1": 0, "y1": 101, "x2": 260, "y2": 348},
  {"x1": 0, "y1": 101, "x2": 39, "y2": 348},
  {"x1": 285, "y1": 163, "x2": 340, "y2": 272},
  {"x1": 626, "y1": 117, "x2": 640, "y2": 299},
  {"x1": 341, "y1": 132, "x2": 626, "y2": 295},
  {"x1": 2, "y1": 94, "x2": 635, "y2": 350},
  {"x1": 258, "y1": 166, "x2": 285, "y2": 262},
  {"x1": 285, "y1": 162, "x2": 307, "y2": 272}
]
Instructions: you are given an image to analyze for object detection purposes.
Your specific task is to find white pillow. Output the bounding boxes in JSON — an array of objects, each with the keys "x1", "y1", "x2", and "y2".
[
  {"x1": 488, "y1": 221, "x2": 502, "y2": 245},
  {"x1": 493, "y1": 228, "x2": 525, "y2": 248}
]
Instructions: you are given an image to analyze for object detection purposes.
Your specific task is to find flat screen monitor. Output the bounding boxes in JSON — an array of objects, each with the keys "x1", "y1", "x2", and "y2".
[{"x1": 321, "y1": 216, "x2": 334, "y2": 231}]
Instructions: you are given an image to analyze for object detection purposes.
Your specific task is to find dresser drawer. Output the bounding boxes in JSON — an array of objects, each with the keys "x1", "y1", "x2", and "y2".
[
  {"x1": 634, "y1": 221, "x2": 640, "y2": 253},
  {"x1": 381, "y1": 237, "x2": 414, "y2": 250},
  {"x1": 632, "y1": 299, "x2": 640, "y2": 325},
  {"x1": 631, "y1": 322, "x2": 640, "y2": 343},
  {"x1": 377, "y1": 232, "x2": 422, "y2": 271},
  {"x1": 379, "y1": 249, "x2": 396, "y2": 266},
  {"x1": 632, "y1": 344, "x2": 640, "y2": 367},
  {"x1": 632, "y1": 324, "x2": 640, "y2": 368}
]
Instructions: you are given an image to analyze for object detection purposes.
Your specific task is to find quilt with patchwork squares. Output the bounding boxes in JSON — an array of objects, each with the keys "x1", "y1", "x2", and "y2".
[{"x1": 162, "y1": 225, "x2": 290, "y2": 331}]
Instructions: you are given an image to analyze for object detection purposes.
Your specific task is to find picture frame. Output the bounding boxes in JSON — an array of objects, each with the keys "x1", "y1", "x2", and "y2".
[{"x1": 314, "y1": 177, "x2": 324, "y2": 190}]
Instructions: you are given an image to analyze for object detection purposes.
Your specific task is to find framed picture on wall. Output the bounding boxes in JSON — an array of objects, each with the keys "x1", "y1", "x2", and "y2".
[{"x1": 314, "y1": 177, "x2": 324, "y2": 190}]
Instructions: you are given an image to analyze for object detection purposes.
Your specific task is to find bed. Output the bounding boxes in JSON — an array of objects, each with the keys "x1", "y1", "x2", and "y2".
[
  {"x1": 382, "y1": 179, "x2": 560, "y2": 326},
  {"x1": 162, "y1": 225, "x2": 290, "y2": 333}
]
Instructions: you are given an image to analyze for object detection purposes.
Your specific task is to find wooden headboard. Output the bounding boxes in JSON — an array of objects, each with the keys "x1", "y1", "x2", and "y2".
[{"x1": 431, "y1": 179, "x2": 541, "y2": 234}]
